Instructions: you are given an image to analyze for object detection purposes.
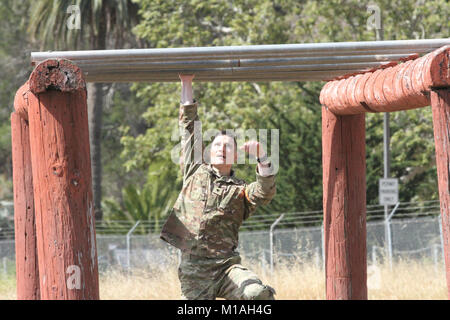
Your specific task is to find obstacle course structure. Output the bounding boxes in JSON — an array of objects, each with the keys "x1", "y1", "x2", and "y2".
[
  {"x1": 320, "y1": 45, "x2": 449, "y2": 299},
  {"x1": 12, "y1": 60, "x2": 99, "y2": 299},
  {"x1": 12, "y1": 39, "x2": 450, "y2": 300}
]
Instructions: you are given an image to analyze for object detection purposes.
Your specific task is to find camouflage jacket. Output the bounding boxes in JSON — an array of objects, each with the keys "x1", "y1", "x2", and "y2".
[{"x1": 160, "y1": 102, "x2": 276, "y2": 258}]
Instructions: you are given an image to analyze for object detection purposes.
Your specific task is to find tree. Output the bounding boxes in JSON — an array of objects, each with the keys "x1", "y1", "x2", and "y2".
[
  {"x1": 0, "y1": 1, "x2": 33, "y2": 195},
  {"x1": 119, "y1": 0, "x2": 448, "y2": 230},
  {"x1": 27, "y1": 0, "x2": 141, "y2": 221},
  {"x1": 101, "y1": 160, "x2": 179, "y2": 234}
]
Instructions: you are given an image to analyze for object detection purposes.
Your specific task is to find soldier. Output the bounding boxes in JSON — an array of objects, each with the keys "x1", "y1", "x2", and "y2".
[{"x1": 160, "y1": 74, "x2": 277, "y2": 300}]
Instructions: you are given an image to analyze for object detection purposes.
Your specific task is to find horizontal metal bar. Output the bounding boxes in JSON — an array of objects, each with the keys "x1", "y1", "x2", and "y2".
[
  {"x1": 74, "y1": 54, "x2": 415, "y2": 72},
  {"x1": 30, "y1": 39, "x2": 449, "y2": 82},
  {"x1": 31, "y1": 39, "x2": 450, "y2": 63},
  {"x1": 34, "y1": 48, "x2": 428, "y2": 64},
  {"x1": 85, "y1": 70, "x2": 342, "y2": 79},
  {"x1": 85, "y1": 62, "x2": 389, "y2": 83},
  {"x1": 87, "y1": 76, "x2": 326, "y2": 83},
  {"x1": 85, "y1": 70, "x2": 363, "y2": 83},
  {"x1": 34, "y1": 50, "x2": 429, "y2": 67},
  {"x1": 85, "y1": 61, "x2": 388, "y2": 77}
]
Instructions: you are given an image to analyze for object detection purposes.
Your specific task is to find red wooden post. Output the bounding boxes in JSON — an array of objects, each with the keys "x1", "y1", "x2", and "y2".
[
  {"x1": 11, "y1": 82, "x2": 40, "y2": 299},
  {"x1": 430, "y1": 88, "x2": 450, "y2": 298},
  {"x1": 24, "y1": 59, "x2": 99, "y2": 299},
  {"x1": 322, "y1": 107, "x2": 367, "y2": 300},
  {"x1": 319, "y1": 45, "x2": 449, "y2": 299}
]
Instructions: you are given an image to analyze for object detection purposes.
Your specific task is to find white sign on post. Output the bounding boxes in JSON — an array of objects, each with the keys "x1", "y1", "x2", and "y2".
[{"x1": 379, "y1": 178, "x2": 399, "y2": 205}]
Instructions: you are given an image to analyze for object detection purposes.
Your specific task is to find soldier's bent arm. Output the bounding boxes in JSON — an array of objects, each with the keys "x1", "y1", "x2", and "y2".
[{"x1": 243, "y1": 164, "x2": 276, "y2": 220}]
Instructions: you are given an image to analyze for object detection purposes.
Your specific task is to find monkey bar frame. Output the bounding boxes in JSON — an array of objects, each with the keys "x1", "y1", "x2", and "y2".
[{"x1": 12, "y1": 39, "x2": 450, "y2": 300}]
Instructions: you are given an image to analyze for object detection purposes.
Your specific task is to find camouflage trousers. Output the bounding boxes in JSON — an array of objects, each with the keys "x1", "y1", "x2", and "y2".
[{"x1": 178, "y1": 252, "x2": 275, "y2": 300}]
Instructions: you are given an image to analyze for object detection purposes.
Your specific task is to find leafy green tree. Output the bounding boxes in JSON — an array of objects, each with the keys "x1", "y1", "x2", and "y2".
[
  {"x1": 0, "y1": 1, "x2": 34, "y2": 194},
  {"x1": 2, "y1": 0, "x2": 446, "y2": 233},
  {"x1": 101, "y1": 160, "x2": 179, "y2": 234},
  {"x1": 119, "y1": 0, "x2": 448, "y2": 230}
]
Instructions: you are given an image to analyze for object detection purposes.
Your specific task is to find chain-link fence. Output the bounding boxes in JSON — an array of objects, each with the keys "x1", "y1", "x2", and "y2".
[{"x1": 0, "y1": 208, "x2": 445, "y2": 277}]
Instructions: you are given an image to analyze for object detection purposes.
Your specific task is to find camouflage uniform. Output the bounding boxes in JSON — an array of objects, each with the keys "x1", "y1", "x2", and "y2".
[{"x1": 160, "y1": 102, "x2": 276, "y2": 300}]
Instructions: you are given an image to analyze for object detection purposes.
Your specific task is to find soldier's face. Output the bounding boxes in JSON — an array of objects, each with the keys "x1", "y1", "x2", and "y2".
[{"x1": 210, "y1": 135, "x2": 237, "y2": 165}]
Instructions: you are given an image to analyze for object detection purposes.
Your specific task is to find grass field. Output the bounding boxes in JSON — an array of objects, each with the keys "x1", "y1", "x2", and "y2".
[{"x1": 0, "y1": 259, "x2": 447, "y2": 300}]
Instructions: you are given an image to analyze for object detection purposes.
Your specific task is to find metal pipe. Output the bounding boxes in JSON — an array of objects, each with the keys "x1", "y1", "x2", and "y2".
[
  {"x1": 387, "y1": 202, "x2": 400, "y2": 221},
  {"x1": 86, "y1": 61, "x2": 390, "y2": 75},
  {"x1": 87, "y1": 68, "x2": 358, "y2": 78},
  {"x1": 30, "y1": 39, "x2": 450, "y2": 83},
  {"x1": 269, "y1": 213, "x2": 285, "y2": 274},
  {"x1": 31, "y1": 39, "x2": 450, "y2": 63},
  {"x1": 85, "y1": 65, "x2": 388, "y2": 83},
  {"x1": 126, "y1": 220, "x2": 140, "y2": 274},
  {"x1": 32, "y1": 48, "x2": 437, "y2": 65},
  {"x1": 386, "y1": 202, "x2": 400, "y2": 270},
  {"x1": 86, "y1": 74, "x2": 320, "y2": 82},
  {"x1": 381, "y1": 29, "x2": 392, "y2": 265},
  {"x1": 88, "y1": 76, "x2": 330, "y2": 83},
  {"x1": 86, "y1": 72, "x2": 350, "y2": 83},
  {"x1": 260, "y1": 250, "x2": 267, "y2": 277},
  {"x1": 73, "y1": 54, "x2": 415, "y2": 71}
]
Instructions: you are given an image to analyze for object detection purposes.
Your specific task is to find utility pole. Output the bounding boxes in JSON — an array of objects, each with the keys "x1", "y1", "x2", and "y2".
[{"x1": 374, "y1": 10, "x2": 391, "y2": 262}]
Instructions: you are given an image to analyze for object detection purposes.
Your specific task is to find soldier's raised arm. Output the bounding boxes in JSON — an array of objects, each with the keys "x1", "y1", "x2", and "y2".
[
  {"x1": 240, "y1": 141, "x2": 277, "y2": 220},
  {"x1": 178, "y1": 75, "x2": 203, "y2": 184}
]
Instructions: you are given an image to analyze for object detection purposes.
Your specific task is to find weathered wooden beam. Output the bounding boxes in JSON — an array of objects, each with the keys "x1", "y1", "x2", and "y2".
[
  {"x1": 430, "y1": 88, "x2": 450, "y2": 299},
  {"x1": 11, "y1": 85, "x2": 40, "y2": 299},
  {"x1": 322, "y1": 107, "x2": 367, "y2": 299},
  {"x1": 320, "y1": 45, "x2": 449, "y2": 115},
  {"x1": 21, "y1": 58, "x2": 99, "y2": 299}
]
